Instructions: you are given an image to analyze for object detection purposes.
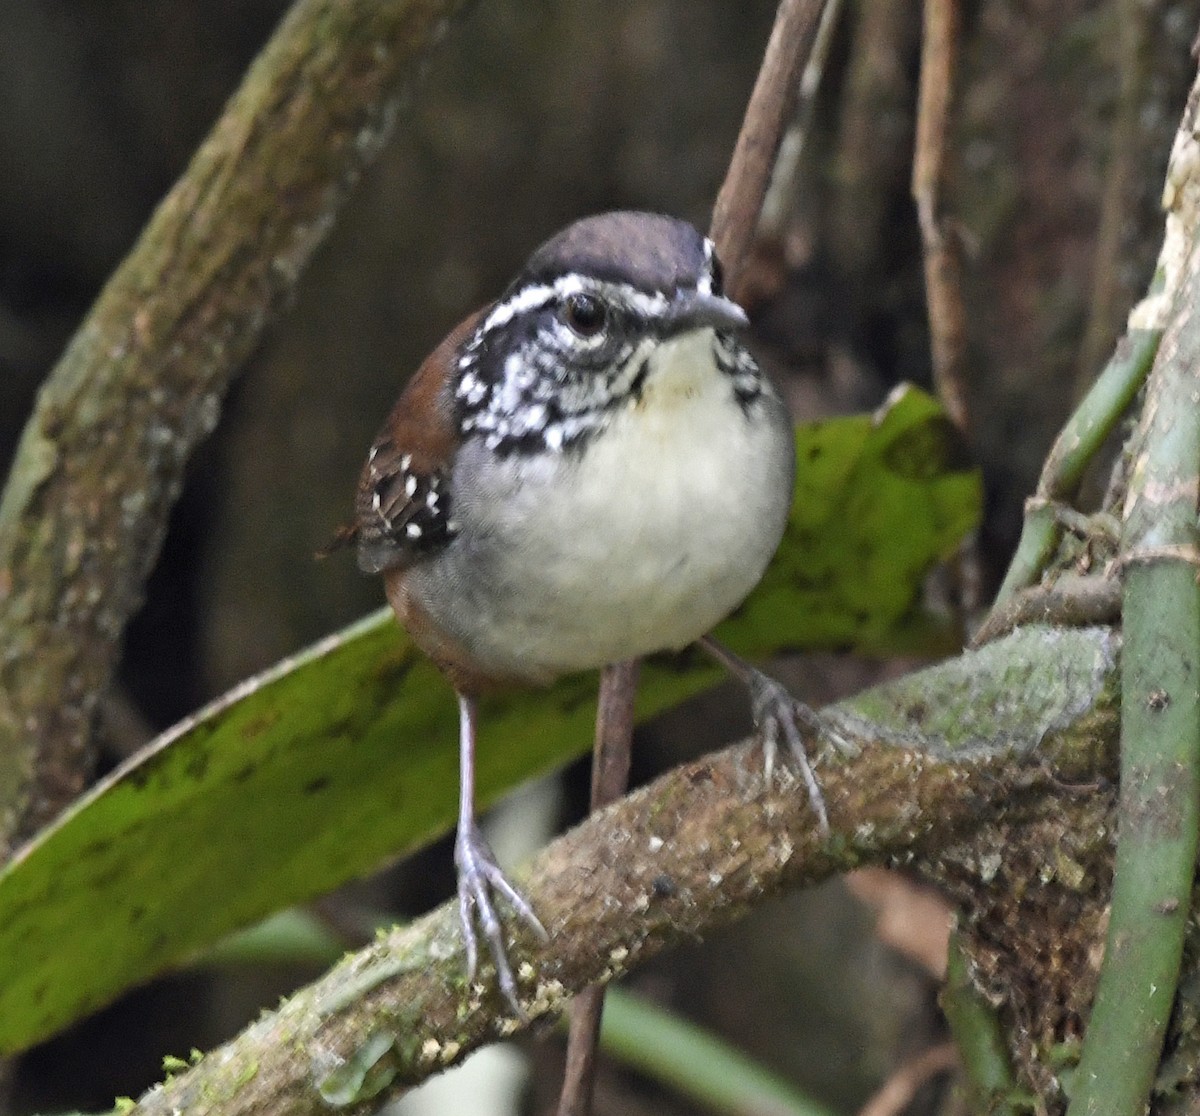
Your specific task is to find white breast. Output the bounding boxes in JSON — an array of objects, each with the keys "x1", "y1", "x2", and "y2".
[{"x1": 411, "y1": 331, "x2": 795, "y2": 683}]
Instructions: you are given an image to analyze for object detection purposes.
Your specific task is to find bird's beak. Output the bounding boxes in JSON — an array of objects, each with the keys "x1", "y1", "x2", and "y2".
[{"x1": 664, "y1": 291, "x2": 750, "y2": 334}]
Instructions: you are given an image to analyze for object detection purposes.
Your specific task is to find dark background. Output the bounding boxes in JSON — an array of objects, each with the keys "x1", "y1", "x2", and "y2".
[{"x1": 2, "y1": 1, "x2": 1195, "y2": 1112}]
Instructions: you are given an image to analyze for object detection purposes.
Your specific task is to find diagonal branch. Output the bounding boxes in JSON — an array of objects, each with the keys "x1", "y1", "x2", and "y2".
[
  {"x1": 710, "y1": 0, "x2": 827, "y2": 302},
  {"x1": 572, "y1": 4, "x2": 837, "y2": 1109},
  {"x1": 0, "y1": 0, "x2": 472, "y2": 856},
  {"x1": 126, "y1": 625, "x2": 1118, "y2": 1116}
]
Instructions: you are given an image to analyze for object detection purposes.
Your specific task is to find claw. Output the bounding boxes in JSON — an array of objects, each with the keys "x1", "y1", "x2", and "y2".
[
  {"x1": 452, "y1": 693, "x2": 548, "y2": 1016},
  {"x1": 698, "y1": 637, "x2": 844, "y2": 836},
  {"x1": 747, "y1": 670, "x2": 833, "y2": 834},
  {"x1": 455, "y1": 820, "x2": 548, "y2": 1016}
]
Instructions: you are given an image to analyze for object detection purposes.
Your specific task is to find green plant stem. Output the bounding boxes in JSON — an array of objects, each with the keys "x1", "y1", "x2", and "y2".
[
  {"x1": 991, "y1": 327, "x2": 1159, "y2": 611},
  {"x1": 1067, "y1": 236, "x2": 1200, "y2": 1116},
  {"x1": 941, "y1": 929, "x2": 1020, "y2": 1112},
  {"x1": 599, "y1": 987, "x2": 836, "y2": 1116}
]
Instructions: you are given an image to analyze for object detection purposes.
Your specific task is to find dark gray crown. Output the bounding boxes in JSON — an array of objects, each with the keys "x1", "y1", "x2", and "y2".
[{"x1": 517, "y1": 211, "x2": 714, "y2": 297}]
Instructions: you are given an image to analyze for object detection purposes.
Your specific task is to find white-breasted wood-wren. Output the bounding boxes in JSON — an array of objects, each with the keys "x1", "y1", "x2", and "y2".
[{"x1": 354, "y1": 211, "x2": 830, "y2": 1012}]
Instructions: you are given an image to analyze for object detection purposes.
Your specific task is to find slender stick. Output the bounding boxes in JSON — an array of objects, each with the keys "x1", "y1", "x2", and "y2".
[
  {"x1": 857, "y1": 1043, "x2": 958, "y2": 1116},
  {"x1": 982, "y1": 327, "x2": 1159, "y2": 625},
  {"x1": 759, "y1": 0, "x2": 844, "y2": 240},
  {"x1": 911, "y1": 0, "x2": 982, "y2": 634},
  {"x1": 557, "y1": 5, "x2": 832, "y2": 1112},
  {"x1": 556, "y1": 660, "x2": 639, "y2": 1116},
  {"x1": 710, "y1": 0, "x2": 827, "y2": 302},
  {"x1": 912, "y1": 0, "x2": 969, "y2": 435}
]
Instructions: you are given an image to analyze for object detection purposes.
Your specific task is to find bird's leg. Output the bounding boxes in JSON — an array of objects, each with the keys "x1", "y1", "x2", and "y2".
[
  {"x1": 454, "y1": 692, "x2": 547, "y2": 1014},
  {"x1": 698, "y1": 636, "x2": 847, "y2": 835}
]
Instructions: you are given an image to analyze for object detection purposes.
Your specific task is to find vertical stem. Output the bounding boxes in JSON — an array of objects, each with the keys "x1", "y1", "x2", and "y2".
[
  {"x1": 912, "y1": 0, "x2": 969, "y2": 435},
  {"x1": 1068, "y1": 231, "x2": 1200, "y2": 1116},
  {"x1": 555, "y1": 659, "x2": 639, "y2": 1116},
  {"x1": 557, "y1": 2, "x2": 835, "y2": 1109}
]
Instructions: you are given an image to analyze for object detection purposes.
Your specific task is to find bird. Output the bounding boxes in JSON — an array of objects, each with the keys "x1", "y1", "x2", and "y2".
[{"x1": 353, "y1": 210, "x2": 832, "y2": 1012}]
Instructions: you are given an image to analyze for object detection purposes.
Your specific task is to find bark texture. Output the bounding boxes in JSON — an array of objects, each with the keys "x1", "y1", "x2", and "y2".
[
  {"x1": 121, "y1": 625, "x2": 1119, "y2": 1115},
  {"x1": 0, "y1": 0, "x2": 471, "y2": 854}
]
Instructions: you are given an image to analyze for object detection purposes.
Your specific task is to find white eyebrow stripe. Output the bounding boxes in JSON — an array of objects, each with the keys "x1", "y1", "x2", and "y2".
[
  {"x1": 482, "y1": 284, "x2": 557, "y2": 330},
  {"x1": 620, "y1": 286, "x2": 670, "y2": 318},
  {"x1": 481, "y1": 275, "x2": 672, "y2": 333}
]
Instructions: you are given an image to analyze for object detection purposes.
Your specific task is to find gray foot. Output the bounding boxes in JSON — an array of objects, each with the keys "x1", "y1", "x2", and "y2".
[
  {"x1": 455, "y1": 821, "x2": 547, "y2": 1014},
  {"x1": 746, "y1": 670, "x2": 846, "y2": 835}
]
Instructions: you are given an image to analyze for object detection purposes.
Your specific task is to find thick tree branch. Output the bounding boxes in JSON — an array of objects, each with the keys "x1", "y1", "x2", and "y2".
[
  {"x1": 0, "y1": 0, "x2": 471, "y2": 856},
  {"x1": 127, "y1": 625, "x2": 1118, "y2": 1116}
]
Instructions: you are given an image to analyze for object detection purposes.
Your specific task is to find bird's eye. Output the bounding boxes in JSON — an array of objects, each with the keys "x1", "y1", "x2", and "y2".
[{"x1": 562, "y1": 293, "x2": 607, "y2": 337}]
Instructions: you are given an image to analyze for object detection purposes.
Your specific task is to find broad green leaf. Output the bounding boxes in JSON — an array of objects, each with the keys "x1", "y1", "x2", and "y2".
[
  {"x1": 0, "y1": 384, "x2": 979, "y2": 1054},
  {"x1": 745, "y1": 383, "x2": 979, "y2": 652}
]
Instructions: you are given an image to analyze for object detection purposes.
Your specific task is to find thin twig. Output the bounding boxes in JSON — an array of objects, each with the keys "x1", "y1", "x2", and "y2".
[
  {"x1": 857, "y1": 1043, "x2": 958, "y2": 1116},
  {"x1": 912, "y1": 0, "x2": 968, "y2": 435},
  {"x1": 556, "y1": 659, "x2": 639, "y2": 1116},
  {"x1": 982, "y1": 328, "x2": 1159, "y2": 622},
  {"x1": 560, "y1": 5, "x2": 834, "y2": 1108},
  {"x1": 971, "y1": 574, "x2": 1121, "y2": 647},
  {"x1": 710, "y1": 0, "x2": 827, "y2": 302},
  {"x1": 759, "y1": 0, "x2": 845, "y2": 241},
  {"x1": 912, "y1": 0, "x2": 979, "y2": 633}
]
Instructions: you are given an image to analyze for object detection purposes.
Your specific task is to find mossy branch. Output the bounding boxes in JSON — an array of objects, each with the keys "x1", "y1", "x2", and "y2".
[
  {"x1": 0, "y1": 0, "x2": 471, "y2": 856},
  {"x1": 126, "y1": 625, "x2": 1118, "y2": 1116}
]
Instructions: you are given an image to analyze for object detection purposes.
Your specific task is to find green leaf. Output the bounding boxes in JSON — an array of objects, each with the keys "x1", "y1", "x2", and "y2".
[
  {"x1": 0, "y1": 385, "x2": 980, "y2": 1054},
  {"x1": 744, "y1": 383, "x2": 979, "y2": 654}
]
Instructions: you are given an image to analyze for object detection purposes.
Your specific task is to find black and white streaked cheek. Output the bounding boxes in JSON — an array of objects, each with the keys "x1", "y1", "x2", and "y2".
[
  {"x1": 698, "y1": 237, "x2": 717, "y2": 296},
  {"x1": 712, "y1": 331, "x2": 765, "y2": 411},
  {"x1": 452, "y1": 283, "x2": 646, "y2": 457}
]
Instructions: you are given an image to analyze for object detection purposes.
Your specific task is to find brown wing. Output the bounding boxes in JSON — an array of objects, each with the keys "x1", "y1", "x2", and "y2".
[{"x1": 355, "y1": 308, "x2": 487, "y2": 575}]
